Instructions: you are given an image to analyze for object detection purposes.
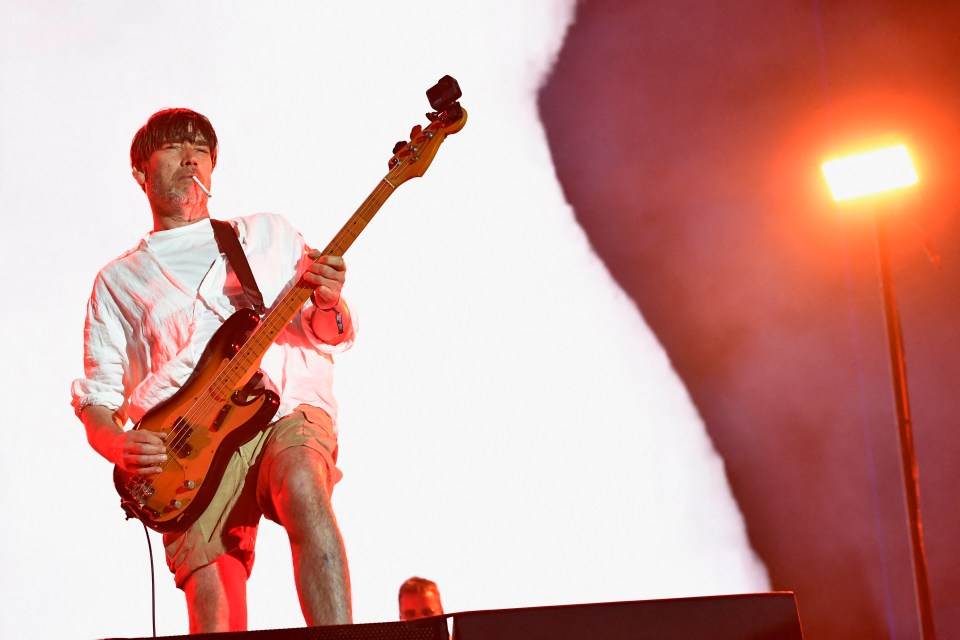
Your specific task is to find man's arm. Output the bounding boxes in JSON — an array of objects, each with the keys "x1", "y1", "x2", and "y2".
[{"x1": 80, "y1": 405, "x2": 167, "y2": 475}]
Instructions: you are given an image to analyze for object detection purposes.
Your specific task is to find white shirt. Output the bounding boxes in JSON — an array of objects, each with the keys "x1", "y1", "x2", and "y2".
[{"x1": 70, "y1": 212, "x2": 355, "y2": 427}]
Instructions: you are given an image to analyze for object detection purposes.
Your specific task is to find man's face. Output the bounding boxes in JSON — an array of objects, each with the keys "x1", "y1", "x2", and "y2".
[
  {"x1": 399, "y1": 588, "x2": 443, "y2": 621},
  {"x1": 134, "y1": 135, "x2": 213, "y2": 208}
]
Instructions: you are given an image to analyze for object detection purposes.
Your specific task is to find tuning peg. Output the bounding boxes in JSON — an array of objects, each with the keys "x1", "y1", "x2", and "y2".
[
  {"x1": 410, "y1": 124, "x2": 422, "y2": 139},
  {"x1": 392, "y1": 140, "x2": 407, "y2": 154}
]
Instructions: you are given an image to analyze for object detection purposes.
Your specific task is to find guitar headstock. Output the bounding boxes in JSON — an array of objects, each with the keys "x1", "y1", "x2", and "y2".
[{"x1": 385, "y1": 75, "x2": 467, "y2": 186}]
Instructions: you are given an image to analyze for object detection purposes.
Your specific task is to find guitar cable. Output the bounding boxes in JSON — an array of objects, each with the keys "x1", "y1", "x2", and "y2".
[{"x1": 140, "y1": 522, "x2": 158, "y2": 638}]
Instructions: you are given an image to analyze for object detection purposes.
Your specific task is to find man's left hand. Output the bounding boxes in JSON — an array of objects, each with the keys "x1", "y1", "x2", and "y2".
[{"x1": 305, "y1": 251, "x2": 345, "y2": 309}]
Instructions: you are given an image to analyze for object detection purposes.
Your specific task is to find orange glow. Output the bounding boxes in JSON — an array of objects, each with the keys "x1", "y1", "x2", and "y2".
[{"x1": 821, "y1": 144, "x2": 918, "y2": 202}]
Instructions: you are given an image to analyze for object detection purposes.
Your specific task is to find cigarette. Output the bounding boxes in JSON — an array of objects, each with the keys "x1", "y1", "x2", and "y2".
[{"x1": 192, "y1": 175, "x2": 212, "y2": 198}]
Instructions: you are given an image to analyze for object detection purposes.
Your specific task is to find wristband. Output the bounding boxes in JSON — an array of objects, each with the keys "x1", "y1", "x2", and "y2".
[
  {"x1": 327, "y1": 307, "x2": 344, "y2": 334},
  {"x1": 312, "y1": 292, "x2": 345, "y2": 335}
]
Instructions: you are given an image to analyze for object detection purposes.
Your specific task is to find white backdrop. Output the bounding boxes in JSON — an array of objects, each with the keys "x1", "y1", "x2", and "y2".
[{"x1": 0, "y1": 2, "x2": 768, "y2": 637}]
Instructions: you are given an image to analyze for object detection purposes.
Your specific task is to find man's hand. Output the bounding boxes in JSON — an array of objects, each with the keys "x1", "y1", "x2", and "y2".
[
  {"x1": 81, "y1": 405, "x2": 168, "y2": 475},
  {"x1": 112, "y1": 429, "x2": 169, "y2": 475},
  {"x1": 305, "y1": 251, "x2": 346, "y2": 310}
]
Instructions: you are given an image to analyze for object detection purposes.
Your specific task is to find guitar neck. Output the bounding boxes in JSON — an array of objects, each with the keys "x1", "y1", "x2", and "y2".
[
  {"x1": 225, "y1": 178, "x2": 397, "y2": 384},
  {"x1": 211, "y1": 97, "x2": 466, "y2": 392},
  {"x1": 321, "y1": 178, "x2": 398, "y2": 258}
]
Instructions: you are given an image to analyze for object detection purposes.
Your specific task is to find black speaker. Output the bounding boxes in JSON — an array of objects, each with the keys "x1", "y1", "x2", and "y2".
[
  {"x1": 451, "y1": 592, "x2": 803, "y2": 640},
  {"x1": 105, "y1": 592, "x2": 802, "y2": 640},
  {"x1": 104, "y1": 617, "x2": 449, "y2": 640}
]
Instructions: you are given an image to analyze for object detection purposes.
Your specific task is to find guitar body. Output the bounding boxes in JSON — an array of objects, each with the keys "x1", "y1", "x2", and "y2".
[{"x1": 113, "y1": 308, "x2": 280, "y2": 533}]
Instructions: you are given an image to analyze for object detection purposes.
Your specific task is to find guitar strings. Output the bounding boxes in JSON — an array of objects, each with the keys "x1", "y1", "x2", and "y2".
[
  {"x1": 125, "y1": 199, "x2": 376, "y2": 503},
  {"x1": 125, "y1": 177, "x2": 401, "y2": 515}
]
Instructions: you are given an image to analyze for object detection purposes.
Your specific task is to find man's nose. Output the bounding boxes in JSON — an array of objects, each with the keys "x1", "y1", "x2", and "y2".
[{"x1": 180, "y1": 145, "x2": 199, "y2": 165}]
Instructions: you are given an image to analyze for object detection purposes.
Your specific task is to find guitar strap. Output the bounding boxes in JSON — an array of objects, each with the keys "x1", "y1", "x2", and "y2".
[{"x1": 210, "y1": 219, "x2": 266, "y2": 315}]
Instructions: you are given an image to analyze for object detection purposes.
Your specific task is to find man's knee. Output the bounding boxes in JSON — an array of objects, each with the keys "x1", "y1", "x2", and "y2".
[
  {"x1": 271, "y1": 446, "x2": 332, "y2": 490},
  {"x1": 267, "y1": 447, "x2": 334, "y2": 519}
]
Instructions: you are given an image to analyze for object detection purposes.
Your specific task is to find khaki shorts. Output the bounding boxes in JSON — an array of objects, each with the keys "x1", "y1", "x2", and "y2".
[{"x1": 162, "y1": 404, "x2": 341, "y2": 588}]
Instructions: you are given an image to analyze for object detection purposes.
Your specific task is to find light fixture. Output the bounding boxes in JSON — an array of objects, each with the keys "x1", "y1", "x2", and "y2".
[{"x1": 821, "y1": 144, "x2": 918, "y2": 201}]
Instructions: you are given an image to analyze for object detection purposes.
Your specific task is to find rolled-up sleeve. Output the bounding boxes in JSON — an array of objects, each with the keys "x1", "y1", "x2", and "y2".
[{"x1": 70, "y1": 279, "x2": 129, "y2": 421}]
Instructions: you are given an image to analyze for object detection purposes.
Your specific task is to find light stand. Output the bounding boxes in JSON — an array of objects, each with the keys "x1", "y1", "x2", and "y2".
[
  {"x1": 822, "y1": 144, "x2": 936, "y2": 640},
  {"x1": 872, "y1": 214, "x2": 936, "y2": 640}
]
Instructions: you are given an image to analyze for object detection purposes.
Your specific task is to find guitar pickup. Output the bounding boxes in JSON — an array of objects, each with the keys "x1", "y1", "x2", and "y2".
[
  {"x1": 211, "y1": 404, "x2": 231, "y2": 432},
  {"x1": 170, "y1": 417, "x2": 195, "y2": 457}
]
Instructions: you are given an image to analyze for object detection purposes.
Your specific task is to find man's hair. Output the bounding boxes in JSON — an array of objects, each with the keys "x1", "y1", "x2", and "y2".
[
  {"x1": 130, "y1": 108, "x2": 218, "y2": 173},
  {"x1": 399, "y1": 576, "x2": 439, "y2": 601}
]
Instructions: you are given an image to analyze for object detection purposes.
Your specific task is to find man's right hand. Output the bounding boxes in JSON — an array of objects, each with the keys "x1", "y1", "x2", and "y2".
[
  {"x1": 112, "y1": 429, "x2": 169, "y2": 475},
  {"x1": 80, "y1": 405, "x2": 168, "y2": 475}
]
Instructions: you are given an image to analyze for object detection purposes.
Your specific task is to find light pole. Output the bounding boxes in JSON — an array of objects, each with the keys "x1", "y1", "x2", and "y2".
[{"x1": 821, "y1": 144, "x2": 936, "y2": 640}]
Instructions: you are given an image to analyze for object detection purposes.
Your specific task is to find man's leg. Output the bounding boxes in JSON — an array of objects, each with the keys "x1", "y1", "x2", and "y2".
[
  {"x1": 182, "y1": 553, "x2": 249, "y2": 633},
  {"x1": 266, "y1": 446, "x2": 352, "y2": 626}
]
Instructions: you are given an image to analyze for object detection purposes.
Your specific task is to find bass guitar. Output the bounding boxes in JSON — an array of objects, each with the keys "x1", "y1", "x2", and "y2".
[{"x1": 114, "y1": 76, "x2": 467, "y2": 533}]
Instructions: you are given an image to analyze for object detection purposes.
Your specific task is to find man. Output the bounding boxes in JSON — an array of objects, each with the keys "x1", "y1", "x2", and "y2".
[
  {"x1": 399, "y1": 577, "x2": 445, "y2": 621},
  {"x1": 71, "y1": 108, "x2": 354, "y2": 633}
]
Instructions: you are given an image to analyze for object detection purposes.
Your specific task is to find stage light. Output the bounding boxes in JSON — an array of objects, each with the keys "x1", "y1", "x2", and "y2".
[{"x1": 821, "y1": 144, "x2": 917, "y2": 202}]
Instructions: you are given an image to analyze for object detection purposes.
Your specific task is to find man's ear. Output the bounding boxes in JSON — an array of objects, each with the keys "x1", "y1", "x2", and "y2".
[{"x1": 132, "y1": 166, "x2": 147, "y2": 191}]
